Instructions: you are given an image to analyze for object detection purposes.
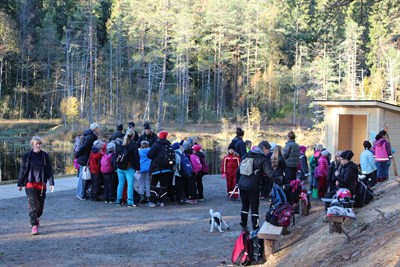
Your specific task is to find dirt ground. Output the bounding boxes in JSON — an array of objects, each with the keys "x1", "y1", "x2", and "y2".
[{"x1": 1, "y1": 175, "x2": 399, "y2": 267}]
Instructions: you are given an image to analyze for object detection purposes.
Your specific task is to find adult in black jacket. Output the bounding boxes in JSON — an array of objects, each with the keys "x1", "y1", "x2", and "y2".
[
  {"x1": 147, "y1": 130, "x2": 174, "y2": 207},
  {"x1": 109, "y1": 124, "x2": 124, "y2": 141},
  {"x1": 231, "y1": 127, "x2": 246, "y2": 159},
  {"x1": 17, "y1": 136, "x2": 54, "y2": 235},
  {"x1": 283, "y1": 131, "x2": 300, "y2": 183},
  {"x1": 138, "y1": 122, "x2": 158, "y2": 148},
  {"x1": 237, "y1": 141, "x2": 272, "y2": 231},
  {"x1": 128, "y1": 122, "x2": 139, "y2": 142},
  {"x1": 115, "y1": 129, "x2": 140, "y2": 207},
  {"x1": 324, "y1": 150, "x2": 358, "y2": 210},
  {"x1": 75, "y1": 123, "x2": 100, "y2": 200}
]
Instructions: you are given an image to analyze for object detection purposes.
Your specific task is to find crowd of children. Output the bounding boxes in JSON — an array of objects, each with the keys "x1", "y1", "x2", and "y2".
[{"x1": 74, "y1": 122, "x2": 210, "y2": 207}]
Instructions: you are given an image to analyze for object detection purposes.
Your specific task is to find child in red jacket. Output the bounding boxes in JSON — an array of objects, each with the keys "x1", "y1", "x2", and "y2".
[
  {"x1": 221, "y1": 143, "x2": 240, "y2": 200},
  {"x1": 89, "y1": 140, "x2": 104, "y2": 201}
]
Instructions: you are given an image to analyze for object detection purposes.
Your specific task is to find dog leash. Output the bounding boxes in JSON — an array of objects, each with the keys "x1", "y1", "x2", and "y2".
[{"x1": 219, "y1": 185, "x2": 240, "y2": 214}]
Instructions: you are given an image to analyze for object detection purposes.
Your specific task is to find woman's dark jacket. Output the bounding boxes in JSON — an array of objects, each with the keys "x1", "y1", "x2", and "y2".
[
  {"x1": 237, "y1": 150, "x2": 272, "y2": 191},
  {"x1": 18, "y1": 150, "x2": 54, "y2": 187},
  {"x1": 125, "y1": 141, "x2": 140, "y2": 171},
  {"x1": 231, "y1": 137, "x2": 246, "y2": 159},
  {"x1": 147, "y1": 139, "x2": 174, "y2": 174},
  {"x1": 138, "y1": 132, "x2": 158, "y2": 148},
  {"x1": 337, "y1": 161, "x2": 358, "y2": 195},
  {"x1": 75, "y1": 129, "x2": 98, "y2": 166}
]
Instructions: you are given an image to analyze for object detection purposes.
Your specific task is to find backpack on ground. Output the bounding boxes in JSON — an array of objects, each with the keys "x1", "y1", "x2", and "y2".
[
  {"x1": 271, "y1": 183, "x2": 287, "y2": 209},
  {"x1": 159, "y1": 144, "x2": 176, "y2": 169},
  {"x1": 189, "y1": 153, "x2": 202, "y2": 173},
  {"x1": 73, "y1": 135, "x2": 84, "y2": 154},
  {"x1": 115, "y1": 144, "x2": 130, "y2": 170},
  {"x1": 251, "y1": 228, "x2": 264, "y2": 262},
  {"x1": 231, "y1": 231, "x2": 253, "y2": 266},
  {"x1": 266, "y1": 203, "x2": 295, "y2": 227},
  {"x1": 101, "y1": 153, "x2": 115, "y2": 174},
  {"x1": 180, "y1": 153, "x2": 193, "y2": 178},
  {"x1": 284, "y1": 180, "x2": 302, "y2": 204},
  {"x1": 354, "y1": 181, "x2": 374, "y2": 208},
  {"x1": 200, "y1": 156, "x2": 210, "y2": 174},
  {"x1": 239, "y1": 157, "x2": 254, "y2": 176}
]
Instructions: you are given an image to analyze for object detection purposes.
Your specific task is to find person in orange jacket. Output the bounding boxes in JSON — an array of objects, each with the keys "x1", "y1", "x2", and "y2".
[{"x1": 221, "y1": 143, "x2": 240, "y2": 200}]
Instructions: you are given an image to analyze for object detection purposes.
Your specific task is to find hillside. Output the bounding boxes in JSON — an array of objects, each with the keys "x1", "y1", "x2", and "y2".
[{"x1": 264, "y1": 178, "x2": 400, "y2": 267}]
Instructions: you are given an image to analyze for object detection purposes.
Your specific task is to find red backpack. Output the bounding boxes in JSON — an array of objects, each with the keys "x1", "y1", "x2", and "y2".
[
  {"x1": 189, "y1": 154, "x2": 202, "y2": 173},
  {"x1": 231, "y1": 231, "x2": 253, "y2": 266},
  {"x1": 101, "y1": 153, "x2": 115, "y2": 174}
]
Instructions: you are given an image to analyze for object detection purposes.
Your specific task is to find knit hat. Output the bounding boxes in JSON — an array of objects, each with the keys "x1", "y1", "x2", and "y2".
[
  {"x1": 144, "y1": 122, "x2": 151, "y2": 130},
  {"x1": 269, "y1": 142, "x2": 277, "y2": 151},
  {"x1": 258, "y1": 140, "x2": 271, "y2": 150},
  {"x1": 182, "y1": 141, "x2": 191, "y2": 151},
  {"x1": 93, "y1": 140, "x2": 103, "y2": 149},
  {"x1": 228, "y1": 143, "x2": 235, "y2": 150},
  {"x1": 117, "y1": 124, "x2": 123, "y2": 131},
  {"x1": 159, "y1": 130, "x2": 168, "y2": 139},
  {"x1": 321, "y1": 149, "x2": 330, "y2": 157},
  {"x1": 192, "y1": 144, "x2": 202, "y2": 152},
  {"x1": 172, "y1": 142, "x2": 180, "y2": 151},
  {"x1": 128, "y1": 122, "x2": 135, "y2": 128},
  {"x1": 340, "y1": 150, "x2": 354, "y2": 160},
  {"x1": 299, "y1": 145, "x2": 307, "y2": 153},
  {"x1": 106, "y1": 142, "x2": 116, "y2": 152}
]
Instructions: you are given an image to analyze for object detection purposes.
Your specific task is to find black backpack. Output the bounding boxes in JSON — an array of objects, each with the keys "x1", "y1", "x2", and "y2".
[
  {"x1": 354, "y1": 181, "x2": 374, "y2": 208},
  {"x1": 115, "y1": 144, "x2": 130, "y2": 170},
  {"x1": 159, "y1": 144, "x2": 176, "y2": 169}
]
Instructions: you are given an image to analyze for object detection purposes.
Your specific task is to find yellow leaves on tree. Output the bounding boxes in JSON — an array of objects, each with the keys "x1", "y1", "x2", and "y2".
[{"x1": 60, "y1": 97, "x2": 79, "y2": 123}]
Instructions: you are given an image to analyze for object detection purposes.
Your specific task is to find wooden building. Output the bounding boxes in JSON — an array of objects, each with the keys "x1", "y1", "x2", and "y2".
[{"x1": 314, "y1": 100, "x2": 400, "y2": 177}]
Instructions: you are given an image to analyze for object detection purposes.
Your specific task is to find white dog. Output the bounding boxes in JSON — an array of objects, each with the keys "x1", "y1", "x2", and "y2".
[{"x1": 209, "y1": 209, "x2": 230, "y2": 233}]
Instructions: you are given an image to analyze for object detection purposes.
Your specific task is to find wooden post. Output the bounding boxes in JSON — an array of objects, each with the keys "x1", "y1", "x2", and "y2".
[
  {"x1": 264, "y1": 240, "x2": 275, "y2": 257},
  {"x1": 384, "y1": 123, "x2": 398, "y2": 177}
]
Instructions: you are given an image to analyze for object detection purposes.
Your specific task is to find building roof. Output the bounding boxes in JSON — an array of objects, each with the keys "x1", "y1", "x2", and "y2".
[{"x1": 314, "y1": 100, "x2": 400, "y2": 114}]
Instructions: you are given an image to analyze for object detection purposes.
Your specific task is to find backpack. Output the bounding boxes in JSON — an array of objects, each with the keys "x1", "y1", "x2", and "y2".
[
  {"x1": 239, "y1": 157, "x2": 254, "y2": 176},
  {"x1": 101, "y1": 153, "x2": 115, "y2": 174},
  {"x1": 266, "y1": 203, "x2": 295, "y2": 227},
  {"x1": 251, "y1": 228, "x2": 264, "y2": 262},
  {"x1": 231, "y1": 231, "x2": 253, "y2": 266},
  {"x1": 271, "y1": 183, "x2": 287, "y2": 209},
  {"x1": 200, "y1": 156, "x2": 210, "y2": 174},
  {"x1": 115, "y1": 144, "x2": 130, "y2": 170},
  {"x1": 284, "y1": 180, "x2": 302, "y2": 204},
  {"x1": 354, "y1": 181, "x2": 374, "y2": 208},
  {"x1": 180, "y1": 153, "x2": 193, "y2": 177},
  {"x1": 189, "y1": 153, "x2": 202, "y2": 173},
  {"x1": 159, "y1": 144, "x2": 176, "y2": 169},
  {"x1": 73, "y1": 135, "x2": 84, "y2": 154}
]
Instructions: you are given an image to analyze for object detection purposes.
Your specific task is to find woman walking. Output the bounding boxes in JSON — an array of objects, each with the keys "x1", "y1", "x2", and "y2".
[{"x1": 17, "y1": 136, "x2": 54, "y2": 235}]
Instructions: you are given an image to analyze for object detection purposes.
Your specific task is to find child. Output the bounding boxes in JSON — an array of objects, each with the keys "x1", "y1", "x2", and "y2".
[
  {"x1": 221, "y1": 143, "x2": 240, "y2": 200},
  {"x1": 138, "y1": 141, "x2": 155, "y2": 207},
  {"x1": 316, "y1": 149, "x2": 329, "y2": 198},
  {"x1": 102, "y1": 143, "x2": 117, "y2": 203},
  {"x1": 245, "y1": 140, "x2": 252, "y2": 153},
  {"x1": 89, "y1": 140, "x2": 104, "y2": 201},
  {"x1": 193, "y1": 144, "x2": 207, "y2": 201}
]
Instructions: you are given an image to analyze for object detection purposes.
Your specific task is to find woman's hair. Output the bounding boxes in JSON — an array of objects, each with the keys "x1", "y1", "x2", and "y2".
[
  {"x1": 271, "y1": 145, "x2": 282, "y2": 169},
  {"x1": 363, "y1": 140, "x2": 372, "y2": 149},
  {"x1": 123, "y1": 129, "x2": 134, "y2": 146},
  {"x1": 288, "y1": 131, "x2": 295, "y2": 140},
  {"x1": 236, "y1": 127, "x2": 244, "y2": 137},
  {"x1": 30, "y1": 136, "x2": 43, "y2": 147}
]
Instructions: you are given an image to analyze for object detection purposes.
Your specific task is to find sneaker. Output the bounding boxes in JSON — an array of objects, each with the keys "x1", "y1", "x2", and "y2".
[
  {"x1": 197, "y1": 198, "x2": 205, "y2": 202},
  {"x1": 177, "y1": 200, "x2": 187, "y2": 205},
  {"x1": 105, "y1": 200, "x2": 109, "y2": 203},
  {"x1": 159, "y1": 202, "x2": 165, "y2": 207},
  {"x1": 116, "y1": 202, "x2": 122, "y2": 206},
  {"x1": 31, "y1": 226, "x2": 38, "y2": 235},
  {"x1": 186, "y1": 199, "x2": 197, "y2": 204},
  {"x1": 127, "y1": 204, "x2": 138, "y2": 207},
  {"x1": 145, "y1": 202, "x2": 156, "y2": 207},
  {"x1": 76, "y1": 195, "x2": 85, "y2": 200}
]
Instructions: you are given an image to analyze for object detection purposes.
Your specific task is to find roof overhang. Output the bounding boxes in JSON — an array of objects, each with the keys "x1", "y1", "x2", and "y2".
[{"x1": 314, "y1": 100, "x2": 400, "y2": 114}]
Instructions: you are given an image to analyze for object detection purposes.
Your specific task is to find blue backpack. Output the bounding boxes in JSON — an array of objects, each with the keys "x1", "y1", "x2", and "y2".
[
  {"x1": 180, "y1": 153, "x2": 193, "y2": 177},
  {"x1": 271, "y1": 184, "x2": 287, "y2": 209}
]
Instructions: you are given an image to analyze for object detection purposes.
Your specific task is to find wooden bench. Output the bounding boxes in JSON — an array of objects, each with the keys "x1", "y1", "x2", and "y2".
[{"x1": 257, "y1": 221, "x2": 284, "y2": 258}]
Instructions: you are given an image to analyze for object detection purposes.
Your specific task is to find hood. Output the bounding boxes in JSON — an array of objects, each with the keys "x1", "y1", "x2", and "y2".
[
  {"x1": 344, "y1": 161, "x2": 358, "y2": 172},
  {"x1": 375, "y1": 138, "x2": 386, "y2": 146},
  {"x1": 156, "y1": 139, "x2": 171, "y2": 146},
  {"x1": 91, "y1": 146, "x2": 99, "y2": 153},
  {"x1": 246, "y1": 150, "x2": 264, "y2": 158},
  {"x1": 83, "y1": 129, "x2": 94, "y2": 136}
]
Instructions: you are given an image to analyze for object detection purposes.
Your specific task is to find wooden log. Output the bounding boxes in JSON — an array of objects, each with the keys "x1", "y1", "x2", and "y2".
[{"x1": 264, "y1": 239, "x2": 275, "y2": 258}]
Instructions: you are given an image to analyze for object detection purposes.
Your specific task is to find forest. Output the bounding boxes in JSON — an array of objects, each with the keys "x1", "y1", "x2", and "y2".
[{"x1": 0, "y1": 0, "x2": 399, "y2": 129}]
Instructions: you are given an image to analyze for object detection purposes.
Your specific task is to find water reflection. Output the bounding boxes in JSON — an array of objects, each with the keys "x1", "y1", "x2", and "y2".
[{"x1": 1, "y1": 140, "x2": 222, "y2": 182}]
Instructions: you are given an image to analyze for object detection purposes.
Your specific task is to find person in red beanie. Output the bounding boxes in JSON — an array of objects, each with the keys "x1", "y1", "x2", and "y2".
[
  {"x1": 221, "y1": 143, "x2": 240, "y2": 200},
  {"x1": 147, "y1": 130, "x2": 175, "y2": 207}
]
